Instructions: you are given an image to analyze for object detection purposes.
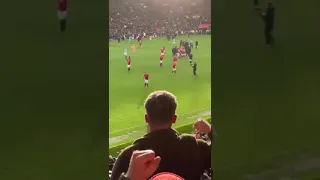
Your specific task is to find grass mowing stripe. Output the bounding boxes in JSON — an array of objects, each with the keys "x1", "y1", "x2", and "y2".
[{"x1": 109, "y1": 109, "x2": 210, "y2": 134}]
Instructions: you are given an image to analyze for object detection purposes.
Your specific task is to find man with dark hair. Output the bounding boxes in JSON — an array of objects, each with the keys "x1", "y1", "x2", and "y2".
[
  {"x1": 144, "y1": 91, "x2": 177, "y2": 124},
  {"x1": 110, "y1": 90, "x2": 212, "y2": 180},
  {"x1": 258, "y1": 2, "x2": 275, "y2": 46}
]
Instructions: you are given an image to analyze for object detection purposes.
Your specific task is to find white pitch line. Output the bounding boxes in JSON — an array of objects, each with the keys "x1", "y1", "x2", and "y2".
[
  {"x1": 109, "y1": 124, "x2": 147, "y2": 134},
  {"x1": 109, "y1": 110, "x2": 212, "y2": 134}
]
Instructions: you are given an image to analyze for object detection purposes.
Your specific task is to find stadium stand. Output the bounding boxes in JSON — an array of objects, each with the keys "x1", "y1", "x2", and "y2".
[{"x1": 109, "y1": 0, "x2": 211, "y2": 40}]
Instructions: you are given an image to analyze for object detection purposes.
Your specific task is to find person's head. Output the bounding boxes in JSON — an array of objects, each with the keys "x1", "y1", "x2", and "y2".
[
  {"x1": 267, "y1": 2, "x2": 273, "y2": 8},
  {"x1": 144, "y1": 91, "x2": 177, "y2": 130}
]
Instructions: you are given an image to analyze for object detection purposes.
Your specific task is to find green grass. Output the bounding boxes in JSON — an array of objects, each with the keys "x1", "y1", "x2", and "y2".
[
  {"x1": 109, "y1": 36, "x2": 211, "y2": 141},
  {"x1": 2, "y1": 0, "x2": 320, "y2": 179},
  {"x1": 211, "y1": 0, "x2": 320, "y2": 179},
  {"x1": 0, "y1": 0, "x2": 108, "y2": 179}
]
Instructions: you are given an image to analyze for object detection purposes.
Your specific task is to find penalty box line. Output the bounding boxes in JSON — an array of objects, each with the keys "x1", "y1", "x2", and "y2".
[{"x1": 109, "y1": 109, "x2": 212, "y2": 135}]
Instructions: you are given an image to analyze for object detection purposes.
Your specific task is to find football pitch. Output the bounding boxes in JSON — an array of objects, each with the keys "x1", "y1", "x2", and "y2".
[
  {"x1": 1, "y1": 0, "x2": 320, "y2": 179},
  {"x1": 109, "y1": 36, "x2": 211, "y2": 146}
]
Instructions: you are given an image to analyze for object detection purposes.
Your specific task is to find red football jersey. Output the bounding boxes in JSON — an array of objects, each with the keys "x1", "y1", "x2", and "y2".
[
  {"x1": 173, "y1": 57, "x2": 178, "y2": 62},
  {"x1": 57, "y1": 0, "x2": 67, "y2": 11},
  {"x1": 160, "y1": 48, "x2": 164, "y2": 53},
  {"x1": 172, "y1": 63, "x2": 176, "y2": 68},
  {"x1": 160, "y1": 56, "x2": 164, "y2": 60},
  {"x1": 144, "y1": 73, "x2": 149, "y2": 80},
  {"x1": 127, "y1": 60, "x2": 131, "y2": 65}
]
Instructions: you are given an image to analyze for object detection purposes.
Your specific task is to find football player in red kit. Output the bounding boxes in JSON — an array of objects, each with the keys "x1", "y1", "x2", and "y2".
[
  {"x1": 143, "y1": 72, "x2": 149, "y2": 88},
  {"x1": 160, "y1": 55, "x2": 164, "y2": 67},
  {"x1": 172, "y1": 63, "x2": 177, "y2": 74},
  {"x1": 57, "y1": 0, "x2": 68, "y2": 32},
  {"x1": 160, "y1": 47, "x2": 165, "y2": 56},
  {"x1": 139, "y1": 40, "x2": 142, "y2": 47},
  {"x1": 173, "y1": 56, "x2": 178, "y2": 64},
  {"x1": 126, "y1": 56, "x2": 131, "y2": 72}
]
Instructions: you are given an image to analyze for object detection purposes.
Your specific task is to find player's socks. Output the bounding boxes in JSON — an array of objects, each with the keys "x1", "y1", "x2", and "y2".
[
  {"x1": 60, "y1": 20, "x2": 66, "y2": 32},
  {"x1": 64, "y1": 20, "x2": 67, "y2": 31},
  {"x1": 59, "y1": 21, "x2": 62, "y2": 31},
  {"x1": 128, "y1": 68, "x2": 130, "y2": 72},
  {"x1": 59, "y1": 21, "x2": 63, "y2": 31}
]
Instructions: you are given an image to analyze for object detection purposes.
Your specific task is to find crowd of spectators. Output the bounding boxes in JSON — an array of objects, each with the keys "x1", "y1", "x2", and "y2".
[
  {"x1": 109, "y1": 0, "x2": 211, "y2": 39},
  {"x1": 109, "y1": 90, "x2": 213, "y2": 180}
]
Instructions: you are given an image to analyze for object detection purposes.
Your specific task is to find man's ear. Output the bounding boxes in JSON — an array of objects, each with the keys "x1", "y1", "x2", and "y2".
[
  {"x1": 173, "y1": 114, "x2": 177, "y2": 123},
  {"x1": 145, "y1": 114, "x2": 148, "y2": 123}
]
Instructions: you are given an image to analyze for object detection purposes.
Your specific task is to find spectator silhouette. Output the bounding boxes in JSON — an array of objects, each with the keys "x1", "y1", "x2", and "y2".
[{"x1": 110, "y1": 90, "x2": 212, "y2": 180}]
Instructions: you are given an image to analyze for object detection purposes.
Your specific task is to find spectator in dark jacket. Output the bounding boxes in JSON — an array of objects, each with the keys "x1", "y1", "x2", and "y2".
[{"x1": 110, "y1": 90, "x2": 212, "y2": 180}]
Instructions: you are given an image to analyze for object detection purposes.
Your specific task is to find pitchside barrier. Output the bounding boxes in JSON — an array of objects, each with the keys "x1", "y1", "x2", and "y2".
[
  {"x1": 109, "y1": 31, "x2": 211, "y2": 40},
  {"x1": 109, "y1": 109, "x2": 211, "y2": 147},
  {"x1": 109, "y1": 117, "x2": 212, "y2": 156}
]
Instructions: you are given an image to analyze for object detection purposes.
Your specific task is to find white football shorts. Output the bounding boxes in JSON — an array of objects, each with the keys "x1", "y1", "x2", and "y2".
[{"x1": 58, "y1": 11, "x2": 67, "y2": 20}]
